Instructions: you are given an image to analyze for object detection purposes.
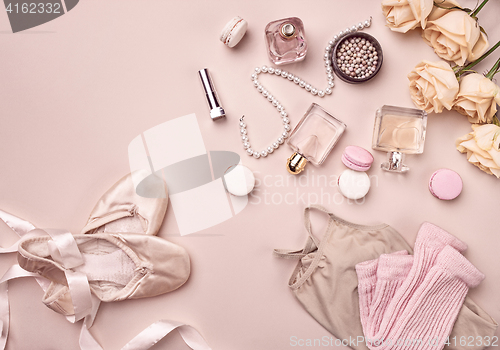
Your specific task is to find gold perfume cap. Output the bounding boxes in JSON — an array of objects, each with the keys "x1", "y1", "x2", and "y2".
[{"x1": 286, "y1": 152, "x2": 308, "y2": 175}]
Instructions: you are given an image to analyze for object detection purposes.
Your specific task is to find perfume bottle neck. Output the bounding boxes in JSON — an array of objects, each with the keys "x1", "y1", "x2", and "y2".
[
  {"x1": 382, "y1": 151, "x2": 410, "y2": 172},
  {"x1": 280, "y1": 23, "x2": 296, "y2": 39}
]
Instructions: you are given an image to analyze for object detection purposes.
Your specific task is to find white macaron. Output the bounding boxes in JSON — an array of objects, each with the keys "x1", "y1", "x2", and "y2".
[
  {"x1": 220, "y1": 16, "x2": 248, "y2": 48},
  {"x1": 338, "y1": 169, "x2": 371, "y2": 200},
  {"x1": 223, "y1": 164, "x2": 255, "y2": 196}
]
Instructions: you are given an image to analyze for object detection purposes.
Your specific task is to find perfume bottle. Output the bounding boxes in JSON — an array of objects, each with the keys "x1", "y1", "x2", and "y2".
[
  {"x1": 372, "y1": 105, "x2": 427, "y2": 172},
  {"x1": 265, "y1": 17, "x2": 307, "y2": 65},
  {"x1": 286, "y1": 103, "x2": 346, "y2": 174}
]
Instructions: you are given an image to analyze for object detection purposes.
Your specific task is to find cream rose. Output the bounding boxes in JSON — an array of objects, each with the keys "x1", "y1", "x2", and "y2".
[
  {"x1": 427, "y1": 0, "x2": 462, "y2": 21},
  {"x1": 453, "y1": 73, "x2": 500, "y2": 124},
  {"x1": 456, "y1": 123, "x2": 500, "y2": 178},
  {"x1": 382, "y1": 0, "x2": 433, "y2": 33},
  {"x1": 408, "y1": 60, "x2": 459, "y2": 113},
  {"x1": 422, "y1": 10, "x2": 489, "y2": 65}
]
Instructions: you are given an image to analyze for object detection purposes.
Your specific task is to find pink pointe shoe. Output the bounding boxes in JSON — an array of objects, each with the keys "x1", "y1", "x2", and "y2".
[
  {"x1": 81, "y1": 170, "x2": 168, "y2": 236},
  {"x1": 17, "y1": 232, "x2": 190, "y2": 311},
  {"x1": 22, "y1": 171, "x2": 189, "y2": 317}
]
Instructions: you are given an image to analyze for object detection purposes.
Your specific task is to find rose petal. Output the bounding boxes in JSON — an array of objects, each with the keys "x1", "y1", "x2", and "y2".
[
  {"x1": 427, "y1": 0, "x2": 461, "y2": 21},
  {"x1": 408, "y1": 0, "x2": 433, "y2": 28},
  {"x1": 473, "y1": 124, "x2": 499, "y2": 150},
  {"x1": 408, "y1": 60, "x2": 458, "y2": 113},
  {"x1": 453, "y1": 74, "x2": 499, "y2": 123},
  {"x1": 469, "y1": 32, "x2": 489, "y2": 62},
  {"x1": 423, "y1": 11, "x2": 484, "y2": 65},
  {"x1": 472, "y1": 152, "x2": 498, "y2": 169},
  {"x1": 382, "y1": 0, "x2": 433, "y2": 32},
  {"x1": 460, "y1": 139, "x2": 492, "y2": 159}
]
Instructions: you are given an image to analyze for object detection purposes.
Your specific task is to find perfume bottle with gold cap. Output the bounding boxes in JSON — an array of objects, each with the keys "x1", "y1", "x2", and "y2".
[
  {"x1": 265, "y1": 17, "x2": 307, "y2": 65},
  {"x1": 286, "y1": 103, "x2": 346, "y2": 174}
]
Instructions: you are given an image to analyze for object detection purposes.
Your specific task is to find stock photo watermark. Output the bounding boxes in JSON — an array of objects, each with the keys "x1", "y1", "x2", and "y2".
[
  {"x1": 249, "y1": 171, "x2": 378, "y2": 206},
  {"x1": 289, "y1": 335, "x2": 499, "y2": 348},
  {"x1": 3, "y1": 0, "x2": 79, "y2": 32},
  {"x1": 127, "y1": 114, "x2": 378, "y2": 234}
]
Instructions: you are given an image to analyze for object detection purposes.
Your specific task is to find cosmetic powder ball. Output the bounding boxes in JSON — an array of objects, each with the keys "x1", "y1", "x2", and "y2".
[{"x1": 336, "y1": 37, "x2": 379, "y2": 80}]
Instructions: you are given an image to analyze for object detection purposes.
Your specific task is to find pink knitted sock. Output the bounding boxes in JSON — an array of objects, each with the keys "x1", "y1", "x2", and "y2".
[
  {"x1": 373, "y1": 223, "x2": 468, "y2": 342},
  {"x1": 356, "y1": 251, "x2": 410, "y2": 333},
  {"x1": 391, "y1": 245, "x2": 484, "y2": 350},
  {"x1": 356, "y1": 258, "x2": 379, "y2": 331},
  {"x1": 368, "y1": 252, "x2": 413, "y2": 336}
]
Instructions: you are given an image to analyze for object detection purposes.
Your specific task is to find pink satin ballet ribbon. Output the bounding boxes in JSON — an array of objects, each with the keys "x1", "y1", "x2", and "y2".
[
  {"x1": 0, "y1": 210, "x2": 212, "y2": 350},
  {"x1": 0, "y1": 264, "x2": 40, "y2": 349},
  {"x1": 121, "y1": 320, "x2": 213, "y2": 350},
  {"x1": 0, "y1": 210, "x2": 47, "y2": 349},
  {"x1": 39, "y1": 228, "x2": 96, "y2": 322},
  {"x1": 79, "y1": 320, "x2": 213, "y2": 350}
]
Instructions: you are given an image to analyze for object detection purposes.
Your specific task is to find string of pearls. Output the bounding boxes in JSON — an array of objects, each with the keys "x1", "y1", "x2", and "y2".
[{"x1": 241, "y1": 17, "x2": 372, "y2": 159}]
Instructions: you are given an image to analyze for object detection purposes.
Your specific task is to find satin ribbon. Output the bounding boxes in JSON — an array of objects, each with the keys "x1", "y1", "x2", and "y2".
[
  {"x1": 80, "y1": 323, "x2": 103, "y2": 350},
  {"x1": 0, "y1": 211, "x2": 51, "y2": 349},
  {"x1": 0, "y1": 210, "x2": 36, "y2": 253},
  {"x1": 121, "y1": 320, "x2": 212, "y2": 350},
  {"x1": 0, "y1": 210, "x2": 36, "y2": 236},
  {"x1": 0, "y1": 265, "x2": 40, "y2": 350},
  {"x1": 44, "y1": 228, "x2": 85, "y2": 269},
  {"x1": 41, "y1": 228, "x2": 95, "y2": 323},
  {"x1": 0, "y1": 211, "x2": 95, "y2": 348},
  {"x1": 0, "y1": 210, "x2": 212, "y2": 350}
]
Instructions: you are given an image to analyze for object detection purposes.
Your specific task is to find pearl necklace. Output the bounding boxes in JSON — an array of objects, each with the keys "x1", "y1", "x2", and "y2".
[{"x1": 241, "y1": 17, "x2": 372, "y2": 159}]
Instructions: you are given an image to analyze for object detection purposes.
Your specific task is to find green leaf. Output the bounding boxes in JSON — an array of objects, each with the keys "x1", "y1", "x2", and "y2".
[
  {"x1": 493, "y1": 115, "x2": 500, "y2": 128},
  {"x1": 479, "y1": 26, "x2": 488, "y2": 38}
]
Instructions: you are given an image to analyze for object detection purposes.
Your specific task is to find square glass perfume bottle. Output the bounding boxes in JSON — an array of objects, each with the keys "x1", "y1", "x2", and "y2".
[
  {"x1": 286, "y1": 103, "x2": 346, "y2": 174},
  {"x1": 372, "y1": 105, "x2": 427, "y2": 172},
  {"x1": 265, "y1": 17, "x2": 307, "y2": 65}
]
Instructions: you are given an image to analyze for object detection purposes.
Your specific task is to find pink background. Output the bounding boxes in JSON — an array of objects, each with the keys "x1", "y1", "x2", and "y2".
[{"x1": 1, "y1": 1, "x2": 499, "y2": 349}]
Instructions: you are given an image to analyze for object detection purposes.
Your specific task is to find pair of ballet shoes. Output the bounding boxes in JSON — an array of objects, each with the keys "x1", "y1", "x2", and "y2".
[{"x1": 18, "y1": 170, "x2": 190, "y2": 317}]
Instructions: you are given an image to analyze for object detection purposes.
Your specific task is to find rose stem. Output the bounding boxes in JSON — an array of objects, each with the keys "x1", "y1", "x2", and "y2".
[
  {"x1": 485, "y1": 57, "x2": 500, "y2": 80},
  {"x1": 456, "y1": 40, "x2": 500, "y2": 77},
  {"x1": 471, "y1": 0, "x2": 490, "y2": 17}
]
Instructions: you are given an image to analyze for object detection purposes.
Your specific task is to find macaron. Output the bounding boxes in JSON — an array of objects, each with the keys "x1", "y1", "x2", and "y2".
[
  {"x1": 223, "y1": 164, "x2": 255, "y2": 196},
  {"x1": 341, "y1": 145, "x2": 374, "y2": 171},
  {"x1": 338, "y1": 169, "x2": 371, "y2": 200},
  {"x1": 220, "y1": 16, "x2": 248, "y2": 48},
  {"x1": 428, "y1": 169, "x2": 462, "y2": 200}
]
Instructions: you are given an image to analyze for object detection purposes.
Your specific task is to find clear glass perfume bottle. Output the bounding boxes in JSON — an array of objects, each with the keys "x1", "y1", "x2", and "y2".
[
  {"x1": 286, "y1": 103, "x2": 346, "y2": 174},
  {"x1": 265, "y1": 17, "x2": 307, "y2": 65},
  {"x1": 372, "y1": 105, "x2": 427, "y2": 172}
]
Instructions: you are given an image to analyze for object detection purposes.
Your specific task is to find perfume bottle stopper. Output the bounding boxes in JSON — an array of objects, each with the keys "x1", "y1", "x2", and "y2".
[
  {"x1": 198, "y1": 68, "x2": 226, "y2": 121},
  {"x1": 281, "y1": 23, "x2": 295, "y2": 38},
  {"x1": 286, "y1": 152, "x2": 308, "y2": 175}
]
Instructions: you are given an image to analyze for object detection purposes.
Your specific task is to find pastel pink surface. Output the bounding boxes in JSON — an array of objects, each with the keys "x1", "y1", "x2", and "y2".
[
  {"x1": 429, "y1": 169, "x2": 463, "y2": 200},
  {"x1": 342, "y1": 145, "x2": 374, "y2": 171},
  {"x1": 0, "y1": 1, "x2": 499, "y2": 350}
]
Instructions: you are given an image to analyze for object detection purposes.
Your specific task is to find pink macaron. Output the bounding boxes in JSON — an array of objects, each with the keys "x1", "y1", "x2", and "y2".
[
  {"x1": 429, "y1": 169, "x2": 463, "y2": 200},
  {"x1": 341, "y1": 146, "x2": 374, "y2": 172}
]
